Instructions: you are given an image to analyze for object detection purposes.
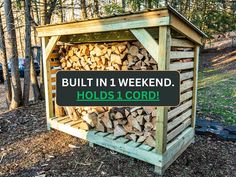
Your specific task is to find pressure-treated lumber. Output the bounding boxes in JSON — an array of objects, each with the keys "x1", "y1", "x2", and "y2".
[
  {"x1": 180, "y1": 80, "x2": 193, "y2": 93},
  {"x1": 156, "y1": 26, "x2": 171, "y2": 154},
  {"x1": 180, "y1": 71, "x2": 194, "y2": 81},
  {"x1": 37, "y1": 10, "x2": 169, "y2": 37},
  {"x1": 48, "y1": 117, "x2": 194, "y2": 170},
  {"x1": 180, "y1": 91, "x2": 193, "y2": 103},
  {"x1": 171, "y1": 38, "x2": 194, "y2": 48},
  {"x1": 167, "y1": 118, "x2": 191, "y2": 142},
  {"x1": 170, "y1": 13, "x2": 202, "y2": 44},
  {"x1": 42, "y1": 37, "x2": 54, "y2": 125},
  {"x1": 168, "y1": 100, "x2": 192, "y2": 120},
  {"x1": 167, "y1": 109, "x2": 192, "y2": 131},
  {"x1": 170, "y1": 51, "x2": 194, "y2": 59},
  {"x1": 45, "y1": 36, "x2": 61, "y2": 60},
  {"x1": 131, "y1": 28, "x2": 159, "y2": 61},
  {"x1": 192, "y1": 46, "x2": 200, "y2": 128},
  {"x1": 169, "y1": 61, "x2": 194, "y2": 70}
]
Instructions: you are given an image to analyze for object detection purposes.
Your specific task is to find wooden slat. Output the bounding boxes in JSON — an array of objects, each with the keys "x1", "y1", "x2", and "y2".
[
  {"x1": 170, "y1": 51, "x2": 194, "y2": 59},
  {"x1": 42, "y1": 37, "x2": 54, "y2": 121},
  {"x1": 169, "y1": 62, "x2": 194, "y2": 70},
  {"x1": 170, "y1": 13, "x2": 202, "y2": 44},
  {"x1": 49, "y1": 119, "x2": 88, "y2": 139},
  {"x1": 131, "y1": 28, "x2": 159, "y2": 62},
  {"x1": 180, "y1": 71, "x2": 193, "y2": 81},
  {"x1": 171, "y1": 38, "x2": 194, "y2": 48},
  {"x1": 167, "y1": 109, "x2": 192, "y2": 131},
  {"x1": 87, "y1": 131, "x2": 162, "y2": 166},
  {"x1": 180, "y1": 80, "x2": 193, "y2": 93},
  {"x1": 48, "y1": 115, "x2": 194, "y2": 175},
  {"x1": 192, "y1": 46, "x2": 200, "y2": 128},
  {"x1": 180, "y1": 90, "x2": 193, "y2": 103},
  {"x1": 167, "y1": 118, "x2": 191, "y2": 142},
  {"x1": 37, "y1": 10, "x2": 169, "y2": 37},
  {"x1": 156, "y1": 26, "x2": 171, "y2": 154},
  {"x1": 168, "y1": 100, "x2": 192, "y2": 120}
]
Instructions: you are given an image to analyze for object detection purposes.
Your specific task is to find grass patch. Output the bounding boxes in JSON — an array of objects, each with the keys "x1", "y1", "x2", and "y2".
[{"x1": 198, "y1": 70, "x2": 236, "y2": 125}]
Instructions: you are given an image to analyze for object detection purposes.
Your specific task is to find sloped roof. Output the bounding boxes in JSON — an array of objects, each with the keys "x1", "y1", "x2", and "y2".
[{"x1": 36, "y1": 5, "x2": 206, "y2": 44}]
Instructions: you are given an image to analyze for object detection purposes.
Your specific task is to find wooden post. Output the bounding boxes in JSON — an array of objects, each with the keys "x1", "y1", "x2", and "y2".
[
  {"x1": 42, "y1": 36, "x2": 60, "y2": 130},
  {"x1": 156, "y1": 26, "x2": 171, "y2": 155},
  {"x1": 191, "y1": 45, "x2": 200, "y2": 128}
]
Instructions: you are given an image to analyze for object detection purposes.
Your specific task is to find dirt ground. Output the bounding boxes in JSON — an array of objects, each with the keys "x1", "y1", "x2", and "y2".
[
  {"x1": 0, "y1": 47, "x2": 236, "y2": 177},
  {"x1": 0, "y1": 101, "x2": 235, "y2": 177}
]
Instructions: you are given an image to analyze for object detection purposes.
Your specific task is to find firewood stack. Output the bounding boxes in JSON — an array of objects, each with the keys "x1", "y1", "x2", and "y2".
[
  {"x1": 57, "y1": 41, "x2": 158, "y2": 147},
  {"x1": 59, "y1": 41, "x2": 158, "y2": 71}
]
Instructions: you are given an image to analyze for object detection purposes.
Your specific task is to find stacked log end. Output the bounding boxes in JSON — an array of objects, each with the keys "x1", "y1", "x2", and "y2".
[{"x1": 57, "y1": 41, "x2": 158, "y2": 147}]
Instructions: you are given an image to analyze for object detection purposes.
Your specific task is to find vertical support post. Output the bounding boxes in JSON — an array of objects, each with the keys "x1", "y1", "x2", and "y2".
[
  {"x1": 42, "y1": 37, "x2": 53, "y2": 130},
  {"x1": 156, "y1": 26, "x2": 171, "y2": 154},
  {"x1": 192, "y1": 45, "x2": 200, "y2": 128}
]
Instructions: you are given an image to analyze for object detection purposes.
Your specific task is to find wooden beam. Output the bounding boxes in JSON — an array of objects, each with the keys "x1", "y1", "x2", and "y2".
[
  {"x1": 167, "y1": 118, "x2": 191, "y2": 142},
  {"x1": 42, "y1": 36, "x2": 60, "y2": 127},
  {"x1": 170, "y1": 13, "x2": 202, "y2": 45},
  {"x1": 169, "y1": 61, "x2": 194, "y2": 70},
  {"x1": 192, "y1": 46, "x2": 200, "y2": 128},
  {"x1": 131, "y1": 28, "x2": 159, "y2": 62},
  {"x1": 37, "y1": 10, "x2": 169, "y2": 37},
  {"x1": 171, "y1": 38, "x2": 194, "y2": 48},
  {"x1": 45, "y1": 36, "x2": 61, "y2": 60},
  {"x1": 168, "y1": 100, "x2": 192, "y2": 120},
  {"x1": 170, "y1": 51, "x2": 194, "y2": 59},
  {"x1": 156, "y1": 26, "x2": 171, "y2": 154}
]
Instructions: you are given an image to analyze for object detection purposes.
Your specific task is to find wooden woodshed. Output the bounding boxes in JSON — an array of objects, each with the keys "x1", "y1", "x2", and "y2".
[{"x1": 36, "y1": 5, "x2": 206, "y2": 175}]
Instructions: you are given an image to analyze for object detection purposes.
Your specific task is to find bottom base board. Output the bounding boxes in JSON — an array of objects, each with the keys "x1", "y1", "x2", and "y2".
[{"x1": 48, "y1": 117, "x2": 194, "y2": 175}]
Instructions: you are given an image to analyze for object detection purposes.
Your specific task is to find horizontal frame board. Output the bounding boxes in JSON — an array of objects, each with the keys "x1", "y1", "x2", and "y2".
[
  {"x1": 167, "y1": 109, "x2": 192, "y2": 131},
  {"x1": 169, "y1": 62, "x2": 194, "y2": 70},
  {"x1": 48, "y1": 117, "x2": 194, "y2": 173},
  {"x1": 170, "y1": 51, "x2": 194, "y2": 59},
  {"x1": 37, "y1": 10, "x2": 169, "y2": 37},
  {"x1": 167, "y1": 118, "x2": 191, "y2": 142},
  {"x1": 168, "y1": 100, "x2": 192, "y2": 120}
]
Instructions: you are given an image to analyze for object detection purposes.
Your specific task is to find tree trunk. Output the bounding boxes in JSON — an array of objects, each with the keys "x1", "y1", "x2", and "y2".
[
  {"x1": 45, "y1": 0, "x2": 58, "y2": 24},
  {"x1": 81, "y1": 0, "x2": 87, "y2": 19},
  {"x1": 59, "y1": 0, "x2": 64, "y2": 22},
  {"x1": 4, "y1": 0, "x2": 22, "y2": 109},
  {"x1": 31, "y1": 8, "x2": 38, "y2": 45},
  {"x1": 23, "y1": 0, "x2": 31, "y2": 105},
  {"x1": 31, "y1": 51, "x2": 42, "y2": 101},
  {"x1": 0, "y1": 11, "x2": 12, "y2": 107},
  {"x1": 71, "y1": 0, "x2": 75, "y2": 20},
  {"x1": 158, "y1": 0, "x2": 166, "y2": 7},
  {"x1": 15, "y1": 12, "x2": 24, "y2": 58},
  {"x1": 39, "y1": 0, "x2": 46, "y2": 99},
  {"x1": 94, "y1": 0, "x2": 99, "y2": 17}
]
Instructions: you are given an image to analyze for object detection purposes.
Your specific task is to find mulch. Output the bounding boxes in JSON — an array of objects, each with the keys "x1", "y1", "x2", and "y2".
[{"x1": 0, "y1": 101, "x2": 236, "y2": 177}]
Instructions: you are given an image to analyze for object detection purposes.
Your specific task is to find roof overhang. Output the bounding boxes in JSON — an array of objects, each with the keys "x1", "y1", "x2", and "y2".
[{"x1": 36, "y1": 6, "x2": 206, "y2": 45}]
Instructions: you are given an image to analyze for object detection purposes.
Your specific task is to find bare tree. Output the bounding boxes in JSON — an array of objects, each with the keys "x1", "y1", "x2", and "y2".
[
  {"x1": 81, "y1": 0, "x2": 87, "y2": 19},
  {"x1": 45, "y1": 0, "x2": 58, "y2": 24},
  {"x1": 23, "y1": 0, "x2": 31, "y2": 105},
  {"x1": 0, "y1": 10, "x2": 12, "y2": 107},
  {"x1": 94, "y1": 0, "x2": 99, "y2": 17},
  {"x1": 4, "y1": 0, "x2": 22, "y2": 109}
]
